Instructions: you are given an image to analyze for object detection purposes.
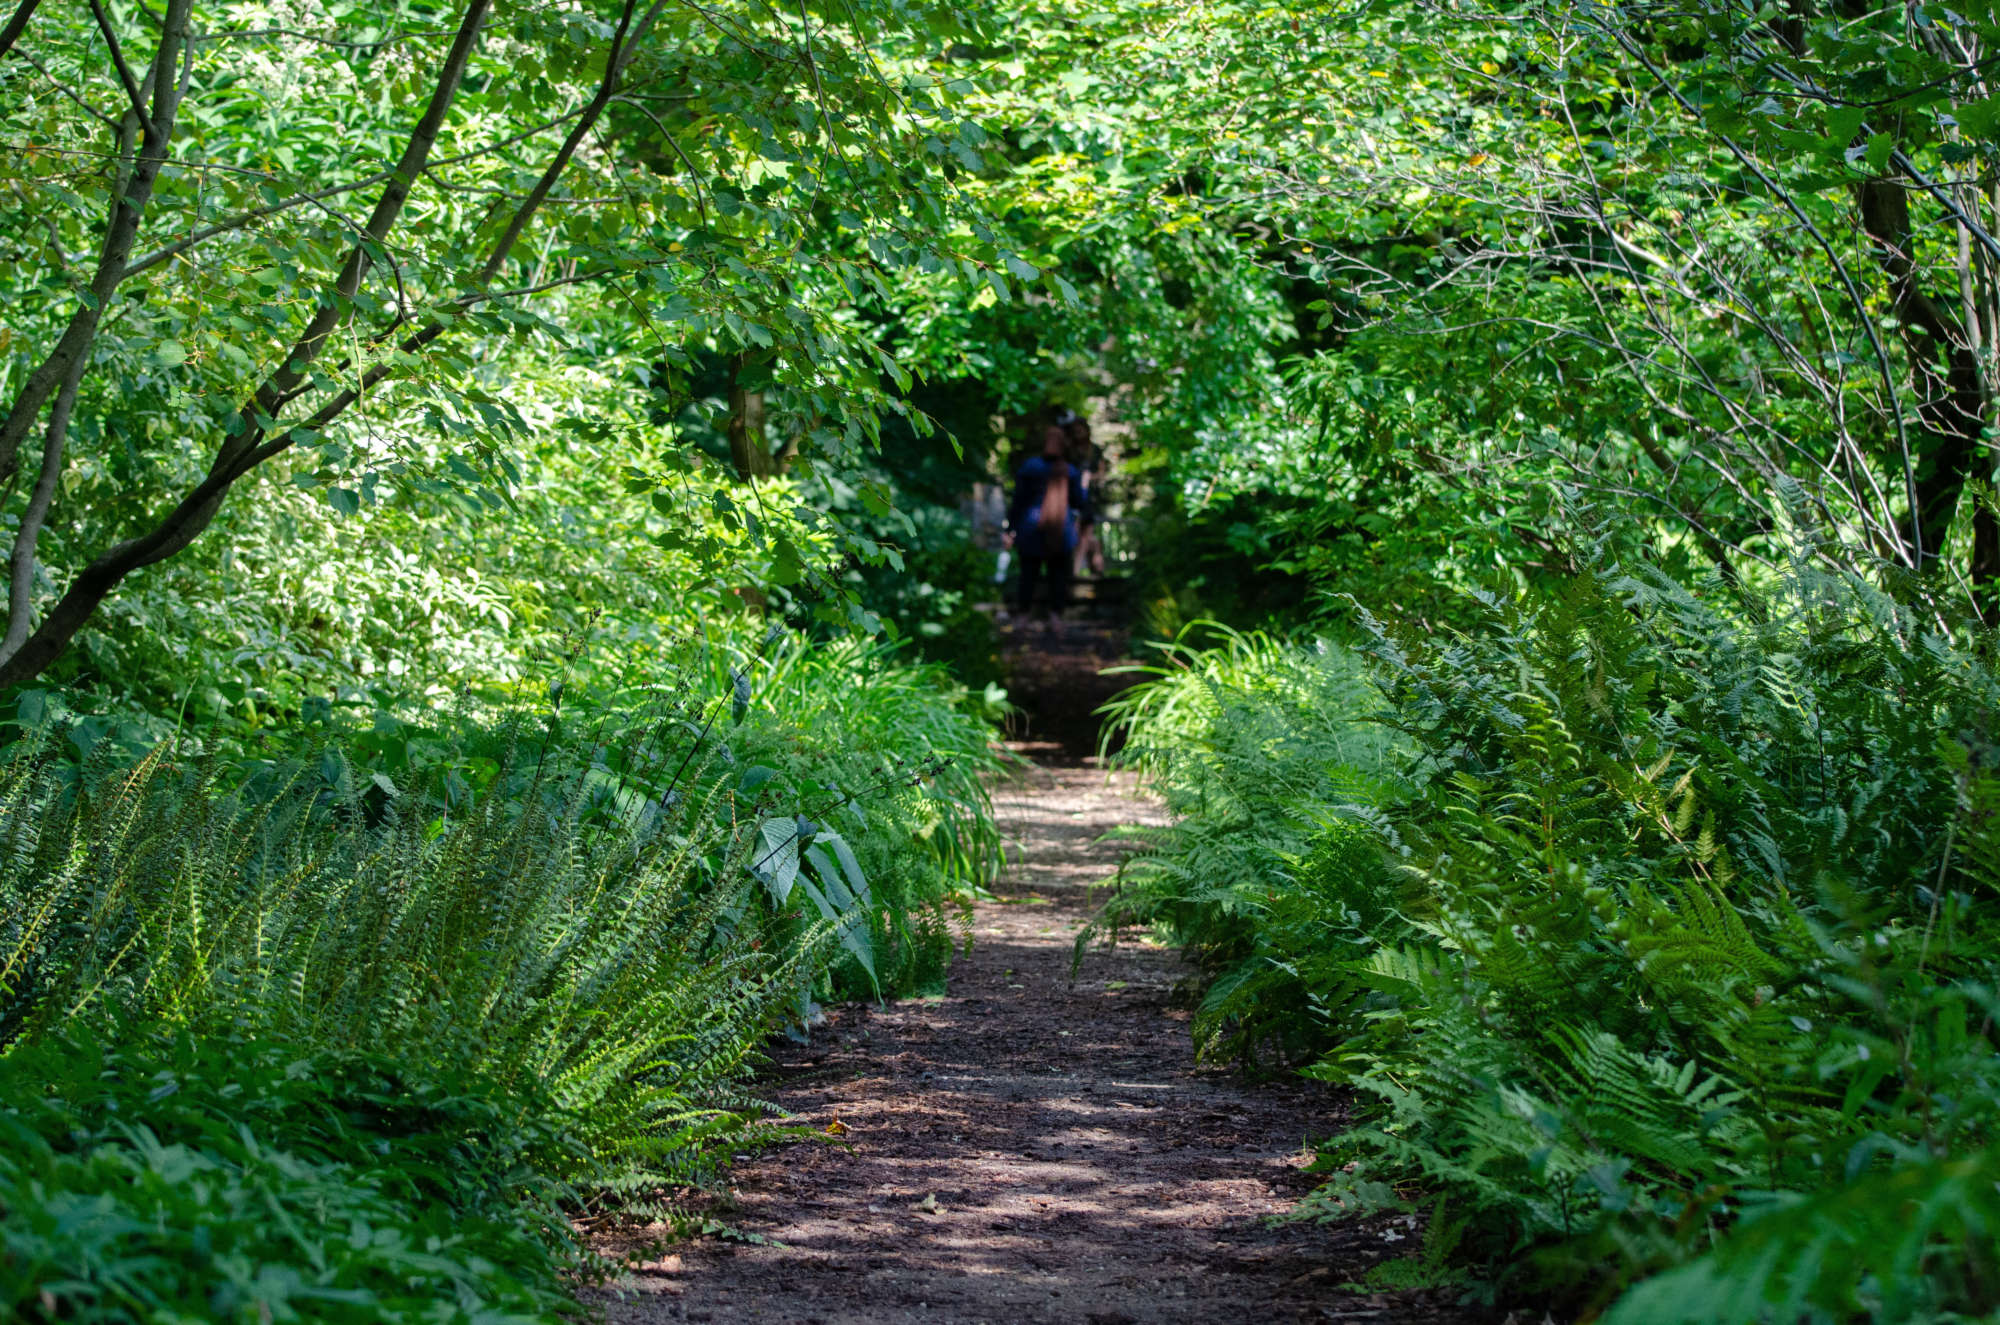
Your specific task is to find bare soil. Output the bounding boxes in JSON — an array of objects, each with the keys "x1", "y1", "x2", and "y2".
[{"x1": 596, "y1": 749, "x2": 1469, "y2": 1324}]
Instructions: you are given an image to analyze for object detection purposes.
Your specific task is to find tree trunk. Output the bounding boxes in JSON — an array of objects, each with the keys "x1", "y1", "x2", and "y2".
[
  {"x1": 726, "y1": 353, "x2": 771, "y2": 481},
  {"x1": 0, "y1": 0, "x2": 494, "y2": 685},
  {"x1": 1856, "y1": 176, "x2": 2000, "y2": 602}
]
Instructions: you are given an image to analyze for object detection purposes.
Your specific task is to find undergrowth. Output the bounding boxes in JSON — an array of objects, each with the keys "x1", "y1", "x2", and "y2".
[
  {"x1": 0, "y1": 1030, "x2": 588, "y2": 1323},
  {"x1": 1086, "y1": 623, "x2": 1411, "y2": 1067},
  {"x1": 0, "y1": 629, "x2": 1002, "y2": 1320},
  {"x1": 1096, "y1": 557, "x2": 2000, "y2": 1320}
]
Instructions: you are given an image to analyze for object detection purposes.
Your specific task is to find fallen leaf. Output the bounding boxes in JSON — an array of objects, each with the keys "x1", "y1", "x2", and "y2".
[{"x1": 825, "y1": 1118, "x2": 849, "y2": 1136}]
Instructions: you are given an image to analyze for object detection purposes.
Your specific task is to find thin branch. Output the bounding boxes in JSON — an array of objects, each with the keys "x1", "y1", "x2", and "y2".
[
  {"x1": 1608, "y1": 23, "x2": 1923, "y2": 570},
  {"x1": 125, "y1": 176, "x2": 392, "y2": 277},
  {"x1": 87, "y1": 0, "x2": 152, "y2": 128},
  {"x1": 0, "y1": 0, "x2": 490, "y2": 682},
  {"x1": 615, "y1": 93, "x2": 710, "y2": 223},
  {"x1": 477, "y1": 0, "x2": 654, "y2": 285},
  {"x1": 792, "y1": 0, "x2": 836, "y2": 215},
  {"x1": 233, "y1": 0, "x2": 494, "y2": 439},
  {"x1": 1750, "y1": 51, "x2": 2000, "y2": 267},
  {"x1": 192, "y1": 24, "x2": 452, "y2": 49},
  {"x1": 0, "y1": 0, "x2": 191, "y2": 489},
  {"x1": 473, "y1": 266, "x2": 618, "y2": 302},
  {"x1": 4, "y1": 351, "x2": 82, "y2": 658},
  {"x1": 1892, "y1": 146, "x2": 2000, "y2": 269},
  {"x1": 122, "y1": 108, "x2": 591, "y2": 276},
  {"x1": 5, "y1": 48, "x2": 121, "y2": 128},
  {"x1": 0, "y1": 0, "x2": 194, "y2": 662}
]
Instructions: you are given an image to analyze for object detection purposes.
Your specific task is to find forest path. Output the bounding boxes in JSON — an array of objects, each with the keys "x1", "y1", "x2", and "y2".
[{"x1": 599, "y1": 754, "x2": 1458, "y2": 1324}]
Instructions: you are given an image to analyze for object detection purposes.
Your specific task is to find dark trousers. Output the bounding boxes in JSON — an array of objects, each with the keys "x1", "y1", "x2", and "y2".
[{"x1": 1016, "y1": 551, "x2": 1071, "y2": 615}]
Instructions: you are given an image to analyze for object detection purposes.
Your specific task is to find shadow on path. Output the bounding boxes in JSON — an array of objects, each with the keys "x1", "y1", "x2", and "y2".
[{"x1": 597, "y1": 761, "x2": 1470, "y2": 1324}]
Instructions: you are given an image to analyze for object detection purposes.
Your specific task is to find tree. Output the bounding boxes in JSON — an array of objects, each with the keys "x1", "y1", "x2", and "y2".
[
  {"x1": 0, "y1": 0, "x2": 989, "y2": 688},
  {"x1": 908, "y1": 0, "x2": 2000, "y2": 618},
  {"x1": 1285, "y1": 0, "x2": 2000, "y2": 605}
]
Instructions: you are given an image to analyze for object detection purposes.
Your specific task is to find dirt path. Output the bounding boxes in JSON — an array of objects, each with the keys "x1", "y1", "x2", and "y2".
[{"x1": 599, "y1": 758, "x2": 1461, "y2": 1324}]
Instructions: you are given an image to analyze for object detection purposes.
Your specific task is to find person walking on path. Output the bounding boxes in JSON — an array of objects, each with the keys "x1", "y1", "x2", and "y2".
[
  {"x1": 1006, "y1": 420, "x2": 1089, "y2": 625},
  {"x1": 1066, "y1": 414, "x2": 1107, "y2": 578}
]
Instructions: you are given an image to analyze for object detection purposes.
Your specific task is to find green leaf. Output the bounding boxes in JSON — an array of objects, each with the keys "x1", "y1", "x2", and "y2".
[
  {"x1": 802, "y1": 844, "x2": 877, "y2": 993},
  {"x1": 1823, "y1": 105, "x2": 1866, "y2": 147},
  {"x1": 812, "y1": 831, "x2": 870, "y2": 904},
  {"x1": 755, "y1": 816, "x2": 802, "y2": 904}
]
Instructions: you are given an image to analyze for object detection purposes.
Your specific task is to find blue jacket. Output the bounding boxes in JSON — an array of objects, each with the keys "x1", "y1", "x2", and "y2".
[{"x1": 1007, "y1": 456, "x2": 1089, "y2": 556}]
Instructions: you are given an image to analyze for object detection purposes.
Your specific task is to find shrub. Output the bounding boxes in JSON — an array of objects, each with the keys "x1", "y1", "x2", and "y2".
[
  {"x1": 0, "y1": 704, "x2": 808, "y2": 1173},
  {"x1": 683, "y1": 629, "x2": 1006, "y2": 997},
  {"x1": 0, "y1": 631, "x2": 1003, "y2": 1319},
  {"x1": 1090, "y1": 624, "x2": 1410, "y2": 1066},
  {"x1": 1103, "y1": 562, "x2": 2000, "y2": 1318},
  {"x1": 0, "y1": 1029, "x2": 587, "y2": 1323}
]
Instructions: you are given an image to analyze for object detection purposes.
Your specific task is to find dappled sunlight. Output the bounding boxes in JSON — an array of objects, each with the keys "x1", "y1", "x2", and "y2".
[
  {"x1": 598, "y1": 764, "x2": 1438, "y2": 1324},
  {"x1": 10, "y1": 0, "x2": 1986, "y2": 1314}
]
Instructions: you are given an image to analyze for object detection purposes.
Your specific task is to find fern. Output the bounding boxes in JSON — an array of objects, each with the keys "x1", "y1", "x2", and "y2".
[
  {"x1": 1605, "y1": 1145, "x2": 2000, "y2": 1324},
  {"x1": 1110, "y1": 549, "x2": 2000, "y2": 1315},
  {"x1": 0, "y1": 630, "x2": 1007, "y2": 1287}
]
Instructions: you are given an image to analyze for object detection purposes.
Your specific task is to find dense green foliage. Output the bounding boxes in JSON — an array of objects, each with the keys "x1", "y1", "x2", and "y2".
[
  {"x1": 0, "y1": 0, "x2": 1032, "y2": 1311},
  {"x1": 10, "y1": 0, "x2": 2000, "y2": 1315},
  {"x1": 1, "y1": 1030, "x2": 586, "y2": 1322},
  {"x1": 0, "y1": 633, "x2": 999, "y2": 1317},
  {"x1": 1102, "y1": 557, "x2": 2000, "y2": 1317},
  {"x1": 1090, "y1": 626, "x2": 1410, "y2": 1067},
  {"x1": 0, "y1": 0, "x2": 1036, "y2": 688},
  {"x1": 955, "y1": 3, "x2": 2000, "y2": 1309}
]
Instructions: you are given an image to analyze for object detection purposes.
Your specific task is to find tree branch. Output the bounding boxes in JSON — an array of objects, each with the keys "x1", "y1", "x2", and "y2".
[
  {"x1": 0, "y1": 0, "x2": 501, "y2": 683},
  {"x1": 3, "y1": 352, "x2": 83, "y2": 659},
  {"x1": 476, "y1": 0, "x2": 656, "y2": 285},
  {"x1": 87, "y1": 0, "x2": 152, "y2": 128},
  {"x1": 1606, "y1": 22, "x2": 1924, "y2": 569},
  {"x1": 121, "y1": 107, "x2": 592, "y2": 277},
  {"x1": 192, "y1": 24, "x2": 451, "y2": 49},
  {"x1": 0, "y1": 0, "x2": 42, "y2": 62},
  {"x1": 6, "y1": 48, "x2": 121, "y2": 128},
  {"x1": 0, "y1": 0, "x2": 192, "y2": 491},
  {"x1": 0, "y1": 0, "x2": 708, "y2": 687},
  {"x1": 220, "y1": 0, "x2": 494, "y2": 472},
  {"x1": 616, "y1": 94, "x2": 711, "y2": 223}
]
